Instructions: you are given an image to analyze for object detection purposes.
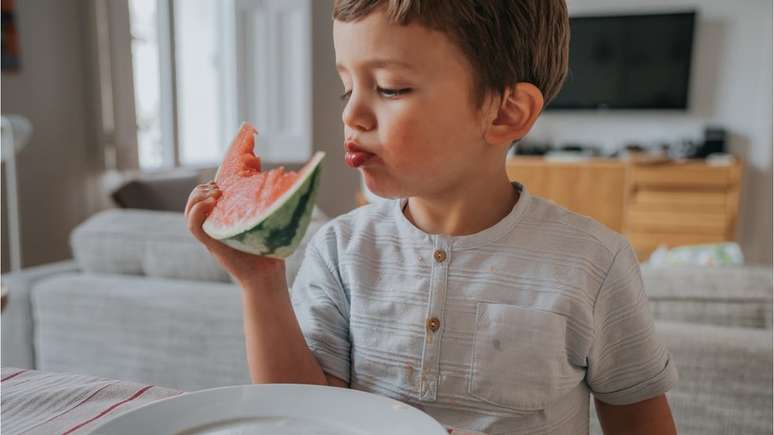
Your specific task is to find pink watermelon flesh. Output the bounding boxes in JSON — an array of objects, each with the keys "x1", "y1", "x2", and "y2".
[{"x1": 205, "y1": 122, "x2": 300, "y2": 232}]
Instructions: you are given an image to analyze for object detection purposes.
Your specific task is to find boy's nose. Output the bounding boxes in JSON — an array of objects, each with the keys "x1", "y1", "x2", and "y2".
[{"x1": 342, "y1": 92, "x2": 376, "y2": 132}]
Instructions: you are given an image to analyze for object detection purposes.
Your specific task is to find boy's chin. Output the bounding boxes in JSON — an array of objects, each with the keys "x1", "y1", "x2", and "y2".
[{"x1": 362, "y1": 175, "x2": 403, "y2": 200}]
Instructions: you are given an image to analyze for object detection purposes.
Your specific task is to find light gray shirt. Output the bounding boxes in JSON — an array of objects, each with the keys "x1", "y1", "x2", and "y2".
[{"x1": 291, "y1": 184, "x2": 677, "y2": 434}]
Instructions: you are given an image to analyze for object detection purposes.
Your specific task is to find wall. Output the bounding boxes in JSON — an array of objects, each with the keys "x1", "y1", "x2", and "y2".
[
  {"x1": 528, "y1": 0, "x2": 773, "y2": 264},
  {"x1": 3, "y1": 1, "x2": 769, "y2": 268},
  {"x1": 1, "y1": 0, "x2": 101, "y2": 272},
  {"x1": 0, "y1": 0, "x2": 360, "y2": 272},
  {"x1": 311, "y1": 0, "x2": 359, "y2": 218},
  {"x1": 309, "y1": 1, "x2": 772, "y2": 264}
]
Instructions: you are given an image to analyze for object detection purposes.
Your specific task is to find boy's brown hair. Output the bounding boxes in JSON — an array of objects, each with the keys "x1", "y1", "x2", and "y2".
[{"x1": 333, "y1": 0, "x2": 570, "y2": 109}]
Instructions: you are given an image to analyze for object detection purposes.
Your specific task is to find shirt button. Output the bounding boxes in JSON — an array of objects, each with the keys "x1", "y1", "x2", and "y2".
[
  {"x1": 433, "y1": 249, "x2": 447, "y2": 263},
  {"x1": 427, "y1": 317, "x2": 441, "y2": 332}
]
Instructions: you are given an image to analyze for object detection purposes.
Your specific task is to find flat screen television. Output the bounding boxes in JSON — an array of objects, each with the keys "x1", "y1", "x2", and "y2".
[{"x1": 547, "y1": 11, "x2": 696, "y2": 111}]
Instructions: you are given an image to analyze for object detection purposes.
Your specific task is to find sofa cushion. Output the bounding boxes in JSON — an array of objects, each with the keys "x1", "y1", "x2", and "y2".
[
  {"x1": 71, "y1": 209, "x2": 231, "y2": 282},
  {"x1": 641, "y1": 265, "x2": 773, "y2": 329},
  {"x1": 70, "y1": 207, "x2": 328, "y2": 285},
  {"x1": 31, "y1": 273, "x2": 250, "y2": 391},
  {"x1": 1, "y1": 260, "x2": 80, "y2": 369},
  {"x1": 655, "y1": 321, "x2": 772, "y2": 435}
]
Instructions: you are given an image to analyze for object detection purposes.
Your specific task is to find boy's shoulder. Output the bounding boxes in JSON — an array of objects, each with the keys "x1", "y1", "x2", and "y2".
[
  {"x1": 307, "y1": 193, "x2": 631, "y2": 264},
  {"x1": 309, "y1": 200, "x2": 398, "y2": 253},
  {"x1": 524, "y1": 194, "x2": 629, "y2": 257},
  {"x1": 321, "y1": 199, "x2": 394, "y2": 232}
]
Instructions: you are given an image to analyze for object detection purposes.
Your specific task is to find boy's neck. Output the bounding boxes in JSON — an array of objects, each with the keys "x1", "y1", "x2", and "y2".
[{"x1": 403, "y1": 168, "x2": 519, "y2": 237}]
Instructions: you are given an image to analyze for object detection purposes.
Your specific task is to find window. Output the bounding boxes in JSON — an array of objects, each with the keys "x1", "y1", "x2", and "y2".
[
  {"x1": 174, "y1": 0, "x2": 225, "y2": 166},
  {"x1": 129, "y1": 0, "x2": 163, "y2": 169},
  {"x1": 125, "y1": 0, "x2": 312, "y2": 170}
]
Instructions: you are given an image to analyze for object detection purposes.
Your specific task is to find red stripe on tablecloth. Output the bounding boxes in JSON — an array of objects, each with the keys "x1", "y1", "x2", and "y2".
[
  {"x1": 1, "y1": 369, "x2": 29, "y2": 382},
  {"x1": 61, "y1": 385, "x2": 153, "y2": 435},
  {"x1": 31, "y1": 382, "x2": 117, "y2": 430}
]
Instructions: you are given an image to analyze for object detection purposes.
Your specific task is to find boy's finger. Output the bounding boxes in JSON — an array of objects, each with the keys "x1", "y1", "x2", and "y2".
[
  {"x1": 184, "y1": 186, "x2": 208, "y2": 217},
  {"x1": 185, "y1": 185, "x2": 221, "y2": 217},
  {"x1": 186, "y1": 197, "x2": 218, "y2": 244},
  {"x1": 187, "y1": 199, "x2": 233, "y2": 257}
]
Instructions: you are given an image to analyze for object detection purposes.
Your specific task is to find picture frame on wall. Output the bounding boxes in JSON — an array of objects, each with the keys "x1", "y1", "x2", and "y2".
[{"x1": 2, "y1": 0, "x2": 20, "y2": 72}]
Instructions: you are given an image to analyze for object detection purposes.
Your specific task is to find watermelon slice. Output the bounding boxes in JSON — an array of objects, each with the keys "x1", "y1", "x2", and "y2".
[{"x1": 202, "y1": 122, "x2": 325, "y2": 258}]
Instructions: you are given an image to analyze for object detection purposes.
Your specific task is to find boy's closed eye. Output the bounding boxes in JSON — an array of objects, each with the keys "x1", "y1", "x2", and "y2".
[{"x1": 340, "y1": 87, "x2": 413, "y2": 102}]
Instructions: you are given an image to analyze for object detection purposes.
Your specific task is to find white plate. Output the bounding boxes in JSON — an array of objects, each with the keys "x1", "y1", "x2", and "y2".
[{"x1": 89, "y1": 384, "x2": 448, "y2": 435}]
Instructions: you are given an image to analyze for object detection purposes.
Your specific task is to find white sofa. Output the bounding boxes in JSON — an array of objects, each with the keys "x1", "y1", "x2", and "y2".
[{"x1": 2, "y1": 208, "x2": 771, "y2": 435}]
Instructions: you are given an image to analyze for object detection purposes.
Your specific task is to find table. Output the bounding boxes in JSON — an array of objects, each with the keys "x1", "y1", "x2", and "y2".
[
  {"x1": 1, "y1": 367, "x2": 182, "y2": 435},
  {"x1": 1, "y1": 367, "x2": 482, "y2": 435}
]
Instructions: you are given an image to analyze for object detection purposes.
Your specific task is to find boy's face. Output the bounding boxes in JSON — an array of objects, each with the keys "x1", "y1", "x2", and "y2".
[{"x1": 334, "y1": 9, "x2": 494, "y2": 200}]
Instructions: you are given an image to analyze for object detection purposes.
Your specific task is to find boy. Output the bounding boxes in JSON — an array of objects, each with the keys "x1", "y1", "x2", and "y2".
[{"x1": 185, "y1": 1, "x2": 678, "y2": 433}]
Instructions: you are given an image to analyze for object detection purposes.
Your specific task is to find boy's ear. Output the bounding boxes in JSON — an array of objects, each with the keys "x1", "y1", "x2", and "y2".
[{"x1": 483, "y1": 83, "x2": 544, "y2": 146}]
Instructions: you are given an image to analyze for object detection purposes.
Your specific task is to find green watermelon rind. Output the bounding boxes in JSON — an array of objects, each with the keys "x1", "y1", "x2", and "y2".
[{"x1": 203, "y1": 151, "x2": 325, "y2": 259}]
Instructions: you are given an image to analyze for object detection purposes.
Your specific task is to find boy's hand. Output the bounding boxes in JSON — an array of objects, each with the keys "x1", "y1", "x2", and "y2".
[{"x1": 185, "y1": 181, "x2": 286, "y2": 290}]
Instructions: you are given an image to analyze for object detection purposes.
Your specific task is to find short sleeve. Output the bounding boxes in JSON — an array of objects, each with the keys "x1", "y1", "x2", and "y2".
[
  {"x1": 290, "y1": 232, "x2": 352, "y2": 384},
  {"x1": 586, "y1": 239, "x2": 678, "y2": 405}
]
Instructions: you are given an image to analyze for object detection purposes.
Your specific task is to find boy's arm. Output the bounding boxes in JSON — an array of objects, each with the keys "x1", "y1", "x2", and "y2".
[
  {"x1": 595, "y1": 394, "x2": 676, "y2": 435},
  {"x1": 586, "y1": 239, "x2": 678, "y2": 430},
  {"x1": 241, "y1": 267, "x2": 346, "y2": 386},
  {"x1": 186, "y1": 181, "x2": 348, "y2": 387}
]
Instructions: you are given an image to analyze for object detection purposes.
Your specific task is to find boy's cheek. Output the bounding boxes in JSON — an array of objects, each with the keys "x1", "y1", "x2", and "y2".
[
  {"x1": 383, "y1": 111, "x2": 439, "y2": 152},
  {"x1": 383, "y1": 133, "x2": 436, "y2": 170},
  {"x1": 379, "y1": 122, "x2": 417, "y2": 159}
]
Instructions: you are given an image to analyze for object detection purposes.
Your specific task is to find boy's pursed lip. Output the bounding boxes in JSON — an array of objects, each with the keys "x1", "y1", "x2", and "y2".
[
  {"x1": 344, "y1": 140, "x2": 373, "y2": 154},
  {"x1": 344, "y1": 140, "x2": 377, "y2": 168}
]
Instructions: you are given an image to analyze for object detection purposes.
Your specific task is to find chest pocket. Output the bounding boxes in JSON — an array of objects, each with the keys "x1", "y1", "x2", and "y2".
[{"x1": 468, "y1": 303, "x2": 578, "y2": 411}]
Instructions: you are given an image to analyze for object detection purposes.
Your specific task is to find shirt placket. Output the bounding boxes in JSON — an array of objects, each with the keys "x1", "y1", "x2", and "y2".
[{"x1": 418, "y1": 236, "x2": 451, "y2": 402}]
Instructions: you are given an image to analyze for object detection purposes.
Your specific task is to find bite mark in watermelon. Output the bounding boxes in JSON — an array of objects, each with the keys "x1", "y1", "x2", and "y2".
[{"x1": 202, "y1": 122, "x2": 325, "y2": 258}]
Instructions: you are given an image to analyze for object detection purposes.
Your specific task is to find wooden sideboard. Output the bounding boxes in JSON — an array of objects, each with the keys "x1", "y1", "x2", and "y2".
[{"x1": 506, "y1": 156, "x2": 743, "y2": 261}]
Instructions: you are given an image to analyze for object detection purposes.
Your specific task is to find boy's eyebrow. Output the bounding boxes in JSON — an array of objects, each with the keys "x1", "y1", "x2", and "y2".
[{"x1": 335, "y1": 58, "x2": 416, "y2": 73}]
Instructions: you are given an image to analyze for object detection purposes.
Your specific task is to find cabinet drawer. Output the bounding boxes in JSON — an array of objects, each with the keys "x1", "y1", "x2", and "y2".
[
  {"x1": 630, "y1": 190, "x2": 728, "y2": 214},
  {"x1": 626, "y1": 210, "x2": 728, "y2": 235},
  {"x1": 629, "y1": 163, "x2": 741, "y2": 189}
]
